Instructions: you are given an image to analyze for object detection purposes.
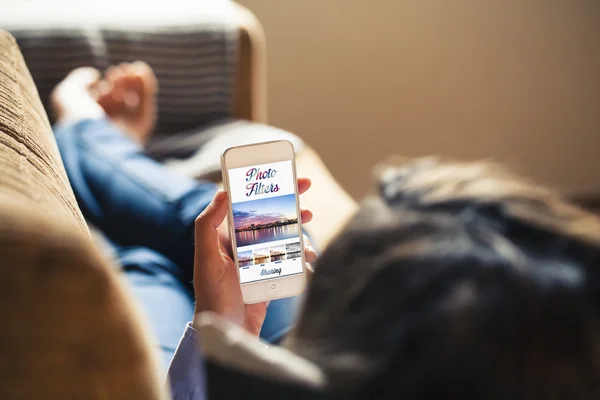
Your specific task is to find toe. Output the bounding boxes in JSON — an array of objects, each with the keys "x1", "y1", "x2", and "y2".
[
  {"x1": 111, "y1": 63, "x2": 138, "y2": 104},
  {"x1": 118, "y1": 72, "x2": 143, "y2": 111},
  {"x1": 123, "y1": 88, "x2": 141, "y2": 109},
  {"x1": 105, "y1": 65, "x2": 120, "y2": 82},
  {"x1": 96, "y1": 80, "x2": 121, "y2": 113},
  {"x1": 96, "y1": 62, "x2": 157, "y2": 143},
  {"x1": 132, "y1": 61, "x2": 158, "y2": 94},
  {"x1": 120, "y1": 62, "x2": 135, "y2": 76}
]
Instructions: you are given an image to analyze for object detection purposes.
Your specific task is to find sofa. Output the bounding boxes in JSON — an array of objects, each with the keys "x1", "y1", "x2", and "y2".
[{"x1": 0, "y1": 5, "x2": 353, "y2": 397}]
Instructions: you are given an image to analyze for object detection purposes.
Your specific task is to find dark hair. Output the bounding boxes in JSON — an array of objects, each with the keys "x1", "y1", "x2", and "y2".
[{"x1": 288, "y1": 158, "x2": 600, "y2": 399}]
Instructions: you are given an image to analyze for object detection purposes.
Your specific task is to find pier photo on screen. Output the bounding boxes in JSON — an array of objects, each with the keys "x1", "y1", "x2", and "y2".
[{"x1": 233, "y1": 194, "x2": 299, "y2": 247}]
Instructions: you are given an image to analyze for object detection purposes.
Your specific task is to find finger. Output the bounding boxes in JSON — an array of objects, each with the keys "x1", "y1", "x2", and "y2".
[
  {"x1": 197, "y1": 190, "x2": 228, "y2": 230},
  {"x1": 300, "y1": 208, "x2": 313, "y2": 224},
  {"x1": 304, "y1": 246, "x2": 318, "y2": 263},
  {"x1": 194, "y1": 190, "x2": 228, "y2": 260},
  {"x1": 216, "y1": 220, "x2": 232, "y2": 254},
  {"x1": 297, "y1": 178, "x2": 312, "y2": 195}
]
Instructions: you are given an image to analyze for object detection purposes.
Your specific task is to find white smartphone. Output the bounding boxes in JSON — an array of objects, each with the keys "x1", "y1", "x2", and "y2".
[{"x1": 221, "y1": 140, "x2": 307, "y2": 304}]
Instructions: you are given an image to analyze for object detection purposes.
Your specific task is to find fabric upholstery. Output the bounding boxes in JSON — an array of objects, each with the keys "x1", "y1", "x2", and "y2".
[
  {"x1": 0, "y1": 30, "x2": 166, "y2": 399},
  {"x1": 0, "y1": 30, "x2": 87, "y2": 233},
  {"x1": 1, "y1": 0, "x2": 238, "y2": 136}
]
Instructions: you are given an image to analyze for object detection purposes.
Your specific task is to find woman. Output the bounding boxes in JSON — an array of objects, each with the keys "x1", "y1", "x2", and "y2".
[{"x1": 183, "y1": 157, "x2": 600, "y2": 399}]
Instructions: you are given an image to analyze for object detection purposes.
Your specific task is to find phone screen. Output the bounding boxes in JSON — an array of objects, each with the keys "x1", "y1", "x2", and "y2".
[{"x1": 228, "y1": 160, "x2": 303, "y2": 284}]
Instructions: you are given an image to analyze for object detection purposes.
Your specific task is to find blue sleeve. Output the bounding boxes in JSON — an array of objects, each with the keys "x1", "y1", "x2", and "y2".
[{"x1": 167, "y1": 323, "x2": 207, "y2": 400}]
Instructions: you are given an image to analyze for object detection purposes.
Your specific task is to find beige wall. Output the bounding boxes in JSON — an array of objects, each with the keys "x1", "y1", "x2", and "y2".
[{"x1": 238, "y1": 0, "x2": 600, "y2": 199}]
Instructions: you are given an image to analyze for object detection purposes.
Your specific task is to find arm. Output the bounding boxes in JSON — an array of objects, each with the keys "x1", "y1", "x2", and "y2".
[{"x1": 167, "y1": 324, "x2": 207, "y2": 400}]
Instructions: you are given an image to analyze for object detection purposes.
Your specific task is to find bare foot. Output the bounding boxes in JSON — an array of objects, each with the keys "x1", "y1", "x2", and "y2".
[
  {"x1": 95, "y1": 61, "x2": 158, "y2": 145},
  {"x1": 51, "y1": 67, "x2": 105, "y2": 125}
]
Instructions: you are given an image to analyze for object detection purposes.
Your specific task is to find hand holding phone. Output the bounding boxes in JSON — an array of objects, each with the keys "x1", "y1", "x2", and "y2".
[
  {"x1": 222, "y1": 141, "x2": 310, "y2": 304},
  {"x1": 193, "y1": 167, "x2": 315, "y2": 336}
]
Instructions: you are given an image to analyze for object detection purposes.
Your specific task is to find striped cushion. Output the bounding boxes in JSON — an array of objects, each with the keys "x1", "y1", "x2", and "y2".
[{"x1": 1, "y1": 0, "x2": 237, "y2": 136}]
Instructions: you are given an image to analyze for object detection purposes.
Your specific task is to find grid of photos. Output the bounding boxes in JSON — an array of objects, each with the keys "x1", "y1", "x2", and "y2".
[
  {"x1": 232, "y1": 194, "x2": 299, "y2": 247},
  {"x1": 236, "y1": 241, "x2": 303, "y2": 268}
]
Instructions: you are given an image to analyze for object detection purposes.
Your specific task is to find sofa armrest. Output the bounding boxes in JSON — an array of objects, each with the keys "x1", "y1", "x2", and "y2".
[
  {"x1": 233, "y1": 3, "x2": 267, "y2": 123},
  {"x1": 0, "y1": 29, "x2": 88, "y2": 234},
  {"x1": 0, "y1": 197, "x2": 167, "y2": 399}
]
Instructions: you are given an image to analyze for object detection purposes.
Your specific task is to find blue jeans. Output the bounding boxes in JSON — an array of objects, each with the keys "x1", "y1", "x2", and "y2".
[{"x1": 54, "y1": 118, "x2": 300, "y2": 368}]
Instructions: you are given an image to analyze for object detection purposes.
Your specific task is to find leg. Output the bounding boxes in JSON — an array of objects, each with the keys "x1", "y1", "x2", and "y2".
[
  {"x1": 118, "y1": 246, "x2": 194, "y2": 371},
  {"x1": 52, "y1": 66, "x2": 216, "y2": 280},
  {"x1": 260, "y1": 296, "x2": 302, "y2": 343},
  {"x1": 55, "y1": 118, "x2": 215, "y2": 282}
]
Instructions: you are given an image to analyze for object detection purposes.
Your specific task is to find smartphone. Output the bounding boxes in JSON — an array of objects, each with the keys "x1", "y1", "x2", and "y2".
[{"x1": 221, "y1": 140, "x2": 307, "y2": 304}]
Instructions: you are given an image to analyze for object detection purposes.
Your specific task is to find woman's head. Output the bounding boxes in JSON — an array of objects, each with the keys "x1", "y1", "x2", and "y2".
[{"x1": 289, "y1": 158, "x2": 600, "y2": 399}]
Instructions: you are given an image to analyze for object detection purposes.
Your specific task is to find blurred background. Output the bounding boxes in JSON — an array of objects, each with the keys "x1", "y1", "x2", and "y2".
[
  {"x1": 1, "y1": 2, "x2": 600, "y2": 394},
  {"x1": 238, "y1": 0, "x2": 600, "y2": 199}
]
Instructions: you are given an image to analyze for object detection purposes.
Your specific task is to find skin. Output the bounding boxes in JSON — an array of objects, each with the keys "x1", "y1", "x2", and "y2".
[{"x1": 51, "y1": 62, "x2": 157, "y2": 144}]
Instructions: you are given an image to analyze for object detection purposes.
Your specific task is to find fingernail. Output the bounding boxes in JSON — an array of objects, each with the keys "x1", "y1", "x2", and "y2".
[{"x1": 214, "y1": 189, "x2": 227, "y2": 202}]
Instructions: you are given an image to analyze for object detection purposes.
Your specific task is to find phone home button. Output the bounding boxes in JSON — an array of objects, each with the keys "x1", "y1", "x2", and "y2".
[{"x1": 270, "y1": 284, "x2": 276, "y2": 290}]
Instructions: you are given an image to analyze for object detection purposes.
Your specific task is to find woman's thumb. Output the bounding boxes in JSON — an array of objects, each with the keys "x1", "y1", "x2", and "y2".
[{"x1": 195, "y1": 190, "x2": 228, "y2": 248}]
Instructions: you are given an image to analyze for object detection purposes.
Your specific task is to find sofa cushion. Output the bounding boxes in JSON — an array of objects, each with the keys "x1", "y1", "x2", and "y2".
[{"x1": 0, "y1": 30, "x2": 87, "y2": 233}]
